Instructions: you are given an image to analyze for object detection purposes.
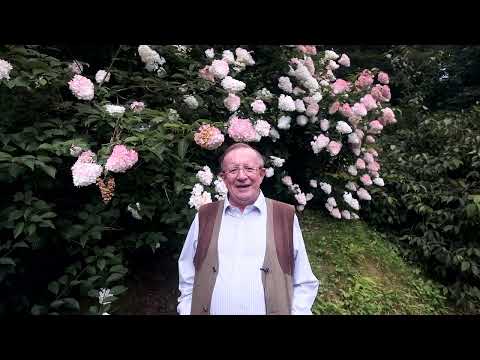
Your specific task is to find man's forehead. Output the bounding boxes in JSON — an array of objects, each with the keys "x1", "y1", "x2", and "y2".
[{"x1": 223, "y1": 148, "x2": 261, "y2": 164}]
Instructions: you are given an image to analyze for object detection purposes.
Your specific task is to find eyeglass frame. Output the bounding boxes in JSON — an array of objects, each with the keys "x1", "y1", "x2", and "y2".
[{"x1": 221, "y1": 165, "x2": 265, "y2": 177}]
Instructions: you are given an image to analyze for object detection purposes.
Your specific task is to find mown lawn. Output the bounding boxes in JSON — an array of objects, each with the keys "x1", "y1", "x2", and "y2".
[{"x1": 300, "y1": 210, "x2": 458, "y2": 315}]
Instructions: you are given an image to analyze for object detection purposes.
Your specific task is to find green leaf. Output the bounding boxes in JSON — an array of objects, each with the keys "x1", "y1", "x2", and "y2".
[
  {"x1": 110, "y1": 265, "x2": 126, "y2": 273},
  {"x1": 26, "y1": 223, "x2": 37, "y2": 236},
  {"x1": 50, "y1": 300, "x2": 65, "y2": 309},
  {"x1": 36, "y1": 162, "x2": 56, "y2": 178},
  {"x1": 97, "y1": 259, "x2": 106, "y2": 271},
  {"x1": 86, "y1": 265, "x2": 96, "y2": 275},
  {"x1": 14, "y1": 222, "x2": 25, "y2": 238},
  {"x1": 89, "y1": 305, "x2": 98, "y2": 314},
  {"x1": 111, "y1": 285, "x2": 128, "y2": 296},
  {"x1": 177, "y1": 138, "x2": 188, "y2": 159},
  {"x1": 13, "y1": 241, "x2": 29, "y2": 249},
  {"x1": 106, "y1": 273, "x2": 124, "y2": 283},
  {"x1": 88, "y1": 289, "x2": 99, "y2": 298},
  {"x1": 42, "y1": 212, "x2": 57, "y2": 219},
  {"x1": 31, "y1": 305, "x2": 48, "y2": 315},
  {"x1": 48, "y1": 281, "x2": 60, "y2": 295},
  {"x1": 461, "y1": 261, "x2": 470, "y2": 272},
  {"x1": 0, "y1": 151, "x2": 13, "y2": 162},
  {"x1": 8, "y1": 210, "x2": 24, "y2": 222},
  {"x1": 58, "y1": 275, "x2": 69, "y2": 285},
  {"x1": 0, "y1": 257, "x2": 16, "y2": 266},
  {"x1": 63, "y1": 298, "x2": 80, "y2": 311}
]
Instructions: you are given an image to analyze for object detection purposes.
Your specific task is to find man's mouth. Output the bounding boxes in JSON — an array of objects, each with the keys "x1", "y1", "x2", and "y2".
[{"x1": 236, "y1": 184, "x2": 251, "y2": 189}]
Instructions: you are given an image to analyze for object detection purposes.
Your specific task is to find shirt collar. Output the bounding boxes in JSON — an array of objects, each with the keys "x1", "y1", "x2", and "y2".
[{"x1": 224, "y1": 190, "x2": 266, "y2": 215}]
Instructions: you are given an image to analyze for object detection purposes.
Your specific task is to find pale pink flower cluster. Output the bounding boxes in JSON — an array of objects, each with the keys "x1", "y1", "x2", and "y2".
[
  {"x1": 251, "y1": 99, "x2": 266, "y2": 114},
  {"x1": 360, "y1": 174, "x2": 373, "y2": 186},
  {"x1": 327, "y1": 141, "x2": 342, "y2": 156},
  {"x1": 68, "y1": 61, "x2": 83, "y2": 75},
  {"x1": 371, "y1": 84, "x2": 391, "y2": 102},
  {"x1": 311, "y1": 134, "x2": 330, "y2": 154},
  {"x1": 254, "y1": 120, "x2": 271, "y2": 137},
  {"x1": 130, "y1": 101, "x2": 145, "y2": 112},
  {"x1": 68, "y1": 75, "x2": 94, "y2": 101},
  {"x1": 210, "y1": 59, "x2": 230, "y2": 79},
  {"x1": 194, "y1": 124, "x2": 225, "y2": 150},
  {"x1": 235, "y1": 48, "x2": 255, "y2": 66},
  {"x1": 360, "y1": 94, "x2": 378, "y2": 111},
  {"x1": 221, "y1": 76, "x2": 246, "y2": 93},
  {"x1": 188, "y1": 184, "x2": 212, "y2": 210},
  {"x1": 95, "y1": 70, "x2": 111, "y2": 84},
  {"x1": 224, "y1": 93, "x2": 241, "y2": 112},
  {"x1": 278, "y1": 94, "x2": 296, "y2": 112},
  {"x1": 331, "y1": 79, "x2": 351, "y2": 94},
  {"x1": 320, "y1": 182, "x2": 332, "y2": 194},
  {"x1": 297, "y1": 45, "x2": 317, "y2": 55},
  {"x1": 381, "y1": 108, "x2": 397, "y2": 125},
  {"x1": 278, "y1": 76, "x2": 293, "y2": 93},
  {"x1": 336, "y1": 121, "x2": 353, "y2": 134},
  {"x1": 0, "y1": 59, "x2": 13, "y2": 80},
  {"x1": 343, "y1": 192, "x2": 360, "y2": 211},
  {"x1": 338, "y1": 54, "x2": 350, "y2": 67},
  {"x1": 105, "y1": 145, "x2": 139, "y2": 173},
  {"x1": 378, "y1": 71, "x2": 390, "y2": 84},
  {"x1": 357, "y1": 188, "x2": 371, "y2": 201},
  {"x1": 71, "y1": 150, "x2": 103, "y2": 187},
  {"x1": 199, "y1": 66, "x2": 215, "y2": 82},
  {"x1": 228, "y1": 117, "x2": 257, "y2": 142}
]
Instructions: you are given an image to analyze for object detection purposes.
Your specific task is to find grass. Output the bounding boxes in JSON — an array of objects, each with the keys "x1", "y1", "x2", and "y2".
[{"x1": 300, "y1": 210, "x2": 457, "y2": 315}]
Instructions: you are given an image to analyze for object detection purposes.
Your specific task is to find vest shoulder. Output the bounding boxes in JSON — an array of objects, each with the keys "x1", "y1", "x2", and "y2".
[
  {"x1": 198, "y1": 200, "x2": 222, "y2": 214},
  {"x1": 266, "y1": 198, "x2": 295, "y2": 213}
]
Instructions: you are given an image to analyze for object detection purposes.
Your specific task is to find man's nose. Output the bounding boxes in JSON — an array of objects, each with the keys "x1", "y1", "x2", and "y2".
[{"x1": 236, "y1": 168, "x2": 249, "y2": 179}]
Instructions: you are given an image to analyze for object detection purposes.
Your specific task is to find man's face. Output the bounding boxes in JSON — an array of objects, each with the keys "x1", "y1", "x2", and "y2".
[{"x1": 221, "y1": 147, "x2": 265, "y2": 209}]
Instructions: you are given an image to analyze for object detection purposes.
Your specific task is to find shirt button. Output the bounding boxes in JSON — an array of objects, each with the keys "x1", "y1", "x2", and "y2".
[{"x1": 203, "y1": 306, "x2": 208, "y2": 312}]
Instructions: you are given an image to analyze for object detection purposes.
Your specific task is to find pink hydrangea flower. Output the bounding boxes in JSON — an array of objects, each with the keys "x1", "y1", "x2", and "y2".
[
  {"x1": 71, "y1": 150, "x2": 102, "y2": 187},
  {"x1": 363, "y1": 153, "x2": 375, "y2": 164},
  {"x1": 330, "y1": 208, "x2": 342, "y2": 219},
  {"x1": 327, "y1": 141, "x2": 342, "y2": 156},
  {"x1": 356, "y1": 158, "x2": 366, "y2": 170},
  {"x1": 369, "y1": 120, "x2": 384, "y2": 134},
  {"x1": 130, "y1": 101, "x2": 145, "y2": 112},
  {"x1": 357, "y1": 188, "x2": 372, "y2": 201},
  {"x1": 352, "y1": 103, "x2": 368, "y2": 117},
  {"x1": 105, "y1": 145, "x2": 139, "y2": 173},
  {"x1": 360, "y1": 174, "x2": 373, "y2": 186},
  {"x1": 297, "y1": 45, "x2": 317, "y2": 55},
  {"x1": 360, "y1": 94, "x2": 378, "y2": 111},
  {"x1": 224, "y1": 93, "x2": 241, "y2": 112},
  {"x1": 199, "y1": 65, "x2": 215, "y2": 82},
  {"x1": 251, "y1": 99, "x2": 266, "y2": 114},
  {"x1": 382, "y1": 107, "x2": 396, "y2": 124},
  {"x1": 306, "y1": 102, "x2": 319, "y2": 117},
  {"x1": 210, "y1": 59, "x2": 229, "y2": 79},
  {"x1": 304, "y1": 57, "x2": 315, "y2": 75},
  {"x1": 338, "y1": 54, "x2": 350, "y2": 67},
  {"x1": 228, "y1": 117, "x2": 258, "y2": 142},
  {"x1": 68, "y1": 75, "x2": 94, "y2": 101},
  {"x1": 194, "y1": 124, "x2": 225, "y2": 150},
  {"x1": 367, "y1": 161, "x2": 381, "y2": 172},
  {"x1": 378, "y1": 71, "x2": 390, "y2": 84},
  {"x1": 339, "y1": 103, "x2": 354, "y2": 118},
  {"x1": 332, "y1": 79, "x2": 351, "y2": 94},
  {"x1": 371, "y1": 84, "x2": 391, "y2": 102},
  {"x1": 329, "y1": 101, "x2": 340, "y2": 114},
  {"x1": 355, "y1": 69, "x2": 374, "y2": 89}
]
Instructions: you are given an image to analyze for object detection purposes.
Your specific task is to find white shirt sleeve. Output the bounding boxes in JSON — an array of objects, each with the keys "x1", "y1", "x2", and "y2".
[
  {"x1": 291, "y1": 214, "x2": 320, "y2": 315},
  {"x1": 177, "y1": 213, "x2": 198, "y2": 315}
]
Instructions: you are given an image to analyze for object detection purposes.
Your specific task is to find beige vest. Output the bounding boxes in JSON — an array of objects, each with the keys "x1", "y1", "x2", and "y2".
[{"x1": 191, "y1": 198, "x2": 295, "y2": 315}]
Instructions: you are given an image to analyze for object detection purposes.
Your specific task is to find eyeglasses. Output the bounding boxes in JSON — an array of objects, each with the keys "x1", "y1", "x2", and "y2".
[{"x1": 223, "y1": 166, "x2": 263, "y2": 176}]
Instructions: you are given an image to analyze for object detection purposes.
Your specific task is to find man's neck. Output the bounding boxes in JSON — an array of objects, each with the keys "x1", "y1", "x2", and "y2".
[{"x1": 227, "y1": 190, "x2": 261, "y2": 213}]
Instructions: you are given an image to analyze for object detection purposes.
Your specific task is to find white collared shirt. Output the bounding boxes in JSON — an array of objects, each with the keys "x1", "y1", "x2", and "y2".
[{"x1": 177, "y1": 192, "x2": 319, "y2": 315}]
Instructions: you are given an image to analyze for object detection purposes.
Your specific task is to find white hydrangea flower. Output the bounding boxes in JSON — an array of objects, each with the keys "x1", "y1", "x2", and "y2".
[
  {"x1": 277, "y1": 116, "x2": 292, "y2": 130},
  {"x1": 138, "y1": 45, "x2": 165, "y2": 72},
  {"x1": 343, "y1": 192, "x2": 360, "y2": 211},
  {"x1": 295, "y1": 192, "x2": 307, "y2": 205},
  {"x1": 235, "y1": 48, "x2": 255, "y2": 66},
  {"x1": 184, "y1": 95, "x2": 199, "y2": 109},
  {"x1": 256, "y1": 88, "x2": 274, "y2": 101},
  {"x1": 95, "y1": 70, "x2": 111, "y2": 84},
  {"x1": 348, "y1": 133, "x2": 361, "y2": 145},
  {"x1": 196, "y1": 166, "x2": 213, "y2": 186},
  {"x1": 341, "y1": 210, "x2": 351, "y2": 219},
  {"x1": 357, "y1": 187, "x2": 372, "y2": 201},
  {"x1": 320, "y1": 182, "x2": 332, "y2": 194},
  {"x1": 205, "y1": 48, "x2": 215, "y2": 59},
  {"x1": 254, "y1": 120, "x2": 271, "y2": 137},
  {"x1": 270, "y1": 156, "x2": 285, "y2": 168},
  {"x1": 336, "y1": 121, "x2": 353, "y2": 134},
  {"x1": 310, "y1": 180, "x2": 318, "y2": 188},
  {"x1": 214, "y1": 177, "x2": 228, "y2": 199},
  {"x1": 311, "y1": 134, "x2": 330, "y2": 154},
  {"x1": 104, "y1": 104, "x2": 125, "y2": 117},
  {"x1": 327, "y1": 60, "x2": 340, "y2": 70},
  {"x1": 373, "y1": 177, "x2": 385, "y2": 186},
  {"x1": 325, "y1": 50, "x2": 340, "y2": 60},
  {"x1": 221, "y1": 76, "x2": 246, "y2": 93},
  {"x1": 265, "y1": 167, "x2": 274, "y2": 178},
  {"x1": 306, "y1": 193, "x2": 314, "y2": 201},
  {"x1": 98, "y1": 288, "x2": 113, "y2": 305},
  {"x1": 278, "y1": 76, "x2": 293, "y2": 93},
  {"x1": 295, "y1": 99, "x2": 306, "y2": 113},
  {"x1": 345, "y1": 181, "x2": 357, "y2": 191},
  {"x1": 347, "y1": 165, "x2": 358, "y2": 176},
  {"x1": 222, "y1": 50, "x2": 235, "y2": 64},
  {"x1": 278, "y1": 94, "x2": 296, "y2": 112},
  {"x1": 191, "y1": 183, "x2": 204, "y2": 196},
  {"x1": 296, "y1": 115, "x2": 308, "y2": 127},
  {"x1": 327, "y1": 197, "x2": 337, "y2": 207},
  {"x1": 127, "y1": 202, "x2": 142, "y2": 220},
  {"x1": 320, "y1": 119, "x2": 330, "y2": 132},
  {"x1": 269, "y1": 127, "x2": 280, "y2": 141}
]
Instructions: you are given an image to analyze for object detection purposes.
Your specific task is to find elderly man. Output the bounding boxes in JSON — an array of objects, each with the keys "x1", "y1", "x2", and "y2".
[{"x1": 177, "y1": 143, "x2": 319, "y2": 315}]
